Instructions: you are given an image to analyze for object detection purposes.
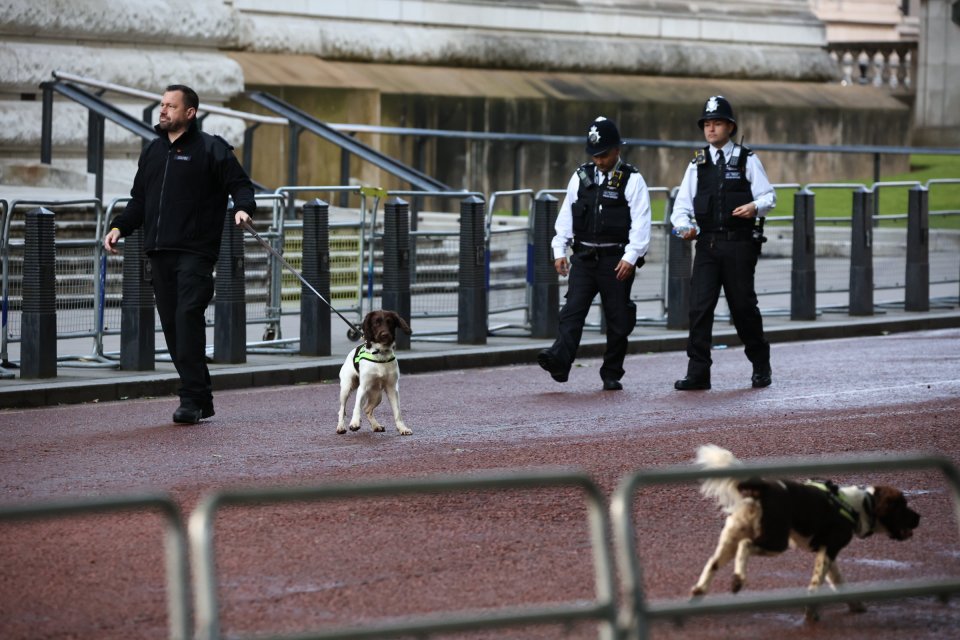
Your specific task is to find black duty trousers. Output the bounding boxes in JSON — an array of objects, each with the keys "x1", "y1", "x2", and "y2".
[
  {"x1": 685, "y1": 237, "x2": 769, "y2": 379},
  {"x1": 548, "y1": 251, "x2": 637, "y2": 382},
  {"x1": 149, "y1": 251, "x2": 216, "y2": 407}
]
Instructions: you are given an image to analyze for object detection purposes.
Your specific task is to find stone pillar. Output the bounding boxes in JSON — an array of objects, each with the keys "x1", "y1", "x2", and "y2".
[
  {"x1": 21, "y1": 208, "x2": 57, "y2": 379},
  {"x1": 120, "y1": 228, "x2": 155, "y2": 371},
  {"x1": 458, "y1": 195, "x2": 487, "y2": 344},
  {"x1": 382, "y1": 198, "x2": 411, "y2": 351},
  {"x1": 300, "y1": 199, "x2": 332, "y2": 356},
  {"x1": 530, "y1": 193, "x2": 559, "y2": 339}
]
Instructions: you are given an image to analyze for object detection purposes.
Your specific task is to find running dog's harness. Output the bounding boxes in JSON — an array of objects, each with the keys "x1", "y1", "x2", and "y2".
[{"x1": 804, "y1": 479, "x2": 876, "y2": 538}]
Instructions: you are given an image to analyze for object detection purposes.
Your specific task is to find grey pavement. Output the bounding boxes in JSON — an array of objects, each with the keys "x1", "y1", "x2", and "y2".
[{"x1": 2, "y1": 304, "x2": 959, "y2": 410}]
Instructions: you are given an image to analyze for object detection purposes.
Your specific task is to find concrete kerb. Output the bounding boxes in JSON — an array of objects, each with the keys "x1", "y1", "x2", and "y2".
[{"x1": 1, "y1": 309, "x2": 958, "y2": 410}]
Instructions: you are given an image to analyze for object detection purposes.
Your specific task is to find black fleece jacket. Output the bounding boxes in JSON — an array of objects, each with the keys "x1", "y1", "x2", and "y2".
[{"x1": 110, "y1": 120, "x2": 256, "y2": 260}]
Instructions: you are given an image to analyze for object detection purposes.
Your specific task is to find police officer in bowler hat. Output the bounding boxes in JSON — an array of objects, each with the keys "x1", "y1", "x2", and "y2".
[
  {"x1": 671, "y1": 95, "x2": 775, "y2": 390},
  {"x1": 537, "y1": 116, "x2": 652, "y2": 390}
]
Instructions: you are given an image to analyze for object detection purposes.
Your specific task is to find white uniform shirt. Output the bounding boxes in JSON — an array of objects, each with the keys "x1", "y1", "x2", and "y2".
[
  {"x1": 669, "y1": 141, "x2": 776, "y2": 229},
  {"x1": 551, "y1": 163, "x2": 653, "y2": 266}
]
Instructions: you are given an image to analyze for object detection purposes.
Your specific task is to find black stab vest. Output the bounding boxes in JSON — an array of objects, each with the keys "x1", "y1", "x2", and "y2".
[
  {"x1": 570, "y1": 161, "x2": 636, "y2": 243},
  {"x1": 692, "y1": 144, "x2": 754, "y2": 232}
]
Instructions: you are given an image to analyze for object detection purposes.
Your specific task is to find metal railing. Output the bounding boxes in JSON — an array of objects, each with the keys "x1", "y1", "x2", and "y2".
[
  {"x1": 0, "y1": 493, "x2": 190, "y2": 640},
  {"x1": 610, "y1": 452, "x2": 960, "y2": 640},
  {"x1": 187, "y1": 469, "x2": 617, "y2": 640},
  {"x1": 0, "y1": 198, "x2": 114, "y2": 367}
]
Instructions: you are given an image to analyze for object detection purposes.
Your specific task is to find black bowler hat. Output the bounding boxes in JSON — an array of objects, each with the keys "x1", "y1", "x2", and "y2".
[
  {"x1": 585, "y1": 116, "x2": 622, "y2": 156},
  {"x1": 697, "y1": 95, "x2": 738, "y2": 137}
]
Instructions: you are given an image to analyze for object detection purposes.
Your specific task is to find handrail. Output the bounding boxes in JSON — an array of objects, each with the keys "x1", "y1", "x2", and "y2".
[
  {"x1": 43, "y1": 81, "x2": 157, "y2": 141},
  {"x1": 45, "y1": 71, "x2": 960, "y2": 157},
  {"x1": 51, "y1": 70, "x2": 287, "y2": 126},
  {"x1": 247, "y1": 91, "x2": 451, "y2": 192}
]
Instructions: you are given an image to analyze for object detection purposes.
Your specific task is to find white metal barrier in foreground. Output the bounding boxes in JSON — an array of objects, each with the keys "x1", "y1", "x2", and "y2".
[
  {"x1": 610, "y1": 452, "x2": 960, "y2": 640},
  {"x1": 188, "y1": 469, "x2": 618, "y2": 640},
  {"x1": 0, "y1": 493, "x2": 190, "y2": 640}
]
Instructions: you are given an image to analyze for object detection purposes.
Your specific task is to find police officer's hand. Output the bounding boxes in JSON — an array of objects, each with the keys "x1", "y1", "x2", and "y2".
[
  {"x1": 554, "y1": 257, "x2": 569, "y2": 277},
  {"x1": 614, "y1": 259, "x2": 636, "y2": 281},
  {"x1": 103, "y1": 228, "x2": 122, "y2": 255},
  {"x1": 234, "y1": 210, "x2": 252, "y2": 227},
  {"x1": 732, "y1": 202, "x2": 758, "y2": 219}
]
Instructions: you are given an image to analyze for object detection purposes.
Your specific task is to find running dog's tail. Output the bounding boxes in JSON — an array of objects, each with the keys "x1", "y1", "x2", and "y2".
[{"x1": 695, "y1": 444, "x2": 743, "y2": 514}]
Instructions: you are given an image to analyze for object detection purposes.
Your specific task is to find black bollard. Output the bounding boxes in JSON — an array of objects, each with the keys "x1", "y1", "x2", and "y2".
[
  {"x1": 21, "y1": 207, "x2": 57, "y2": 378},
  {"x1": 214, "y1": 211, "x2": 246, "y2": 363},
  {"x1": 120, "y1": 228, "x2": 155, "y2": 370},
  {"x1": 530, "y1": 193, "x2": 560, "y2": 339},
  {"x1": 458, "y1": 195, "x2": 487, "y2": 344},
  {"x1": 665, "y1": 193, "x2": 692, "y2": 330},
  {"x1": 382, "y1": 198, "x2": 411, "y2": 350},
  {"x1": 791, "y1": 189, "x2": 817, "y2": 320},
  {"x1": 849, "y1": 188, "x2": 874, "y2": 316},
  {"x1": 905, "y1": 186, "x2": 929, "y2": 312},
  {"x1": 301, "y1": 199, "x2": 332, "y2": 356}
]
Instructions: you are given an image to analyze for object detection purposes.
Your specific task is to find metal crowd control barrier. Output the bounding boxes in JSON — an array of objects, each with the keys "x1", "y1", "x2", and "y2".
[
  {"x1": 486, "y1": 189, "x2": 534, "y2": 328},
  {"x1": 261, "y1": 186, "x2": 367, "y2": 349},
  {"x1": 188, "y1": 469, "x2": 618, "y2": 640},
  {"x1": 373, "y1": 190, "x2": 482, "y2": 339},
  {"x1": 1, "y1": 198, "x2": 114, "y2": 369},
  {"x1": 0, "y1": 493, "x2": 191, "y2": 640},
  {"x1": 610, "y1": 452, "x2": 960, "y2": 640}
]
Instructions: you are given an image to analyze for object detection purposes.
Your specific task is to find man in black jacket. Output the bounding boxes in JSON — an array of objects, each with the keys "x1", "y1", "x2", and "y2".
[{"x1": 104, "y1": 84, "x2": 256, "y2": 424}]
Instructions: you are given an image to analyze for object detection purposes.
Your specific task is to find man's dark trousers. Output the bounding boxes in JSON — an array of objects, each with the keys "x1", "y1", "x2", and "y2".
[
  {"x1": 150, "y1": 251, "x2": 216, "y2": 409},
  {"x1": 549, "y1": 251, "x2": 637, "y2": 381},
  {"x1": 686, "y1": 237, "x2": 769, "y2": 379}
]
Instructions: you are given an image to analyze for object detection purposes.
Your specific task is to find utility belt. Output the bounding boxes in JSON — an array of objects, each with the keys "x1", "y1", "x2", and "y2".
[
  {"x1": 573, "y1": 241, "x2": 625, "y2": 258},
  {"x1": 697, "y1": 229, "x2": 754, "y2": 242}
]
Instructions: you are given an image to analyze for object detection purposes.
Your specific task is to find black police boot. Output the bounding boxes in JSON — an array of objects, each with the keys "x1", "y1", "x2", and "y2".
[
  {"x1": 674, "y1": 376, "x2": 711, "y2": 391},
  {"x1": 173, "y1": 403, "x2": 203, "y2": 424},
  {"x1": 602, "y1": 379, "x2": 623, "y2": 391},
  {"x1": 201, "y1": 401, "x2": 215, "y2": 419},
  {"x1": 537, "y1": 349, "x2": 569, "y2": 383},
  {"x1": 751, "y1": 368, "x2": 772, "y2": 388}
]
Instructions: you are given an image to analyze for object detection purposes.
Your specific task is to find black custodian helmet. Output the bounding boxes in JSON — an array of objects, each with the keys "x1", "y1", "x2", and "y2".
[
  {"x1": 697, "y1": 95, "x2": 737, "y2": 137},
  {"x1": 585, "y1": 116, "x2": 622, "y2": 156}
]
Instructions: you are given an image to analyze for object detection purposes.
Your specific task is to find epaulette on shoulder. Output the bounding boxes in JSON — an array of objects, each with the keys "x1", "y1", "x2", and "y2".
[
  {"x1": 740, "y1": 144, "x2": 754, "y2": 157},
  {"x1": 693, "y1": 149, "x2": 707, "y2": 165},
  {"x1": 619, "y1": 162, "x2": 638, "y2": 174},
  {"x1": 579, "y1": 161, "x2": 596, "y2": 171}
]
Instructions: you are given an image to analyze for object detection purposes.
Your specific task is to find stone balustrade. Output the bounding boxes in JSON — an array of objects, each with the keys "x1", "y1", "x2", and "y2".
[{"x1": 828, "y1": 41, "x2": 918, "y2": 91}]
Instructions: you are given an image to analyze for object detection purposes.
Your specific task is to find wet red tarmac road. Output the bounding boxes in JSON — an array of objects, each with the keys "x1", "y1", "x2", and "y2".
[{"x1": 1, "y1": 329, "x2": 959, "y2": 639}]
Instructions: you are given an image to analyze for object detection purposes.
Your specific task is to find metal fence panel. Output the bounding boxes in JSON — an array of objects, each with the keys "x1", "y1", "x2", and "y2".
[
  {"x1": 188, "y1": 469, "x2": 617, "y2": 640},
  {"x1": 610, "y1": 452, "x2": 960, "y2": 640},
  {"x1": 0, "y1": 493, "x2": 190, "y2": 640}
]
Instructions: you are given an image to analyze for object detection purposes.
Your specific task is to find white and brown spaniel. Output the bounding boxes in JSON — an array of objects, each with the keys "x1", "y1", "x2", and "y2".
[
  {"x1": 336, "y1": 310, "x2": 412, "y2": 436},
  {"x1": 691, "y1": 444, "x2": 921, "y2": 622}
]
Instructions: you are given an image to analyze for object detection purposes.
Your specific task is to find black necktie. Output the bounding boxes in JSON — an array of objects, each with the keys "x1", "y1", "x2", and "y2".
[{"x1": 717, "y1": 150, "x2": 726, "y2": 171}]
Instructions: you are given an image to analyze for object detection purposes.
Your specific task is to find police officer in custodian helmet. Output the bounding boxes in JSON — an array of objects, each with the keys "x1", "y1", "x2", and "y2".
[
  {"x1": 537, "y1": 117, "x2": 653, "y2": 391},
  {"x1": 670, "y1": 96, "x2": 776, "y2": 390}
]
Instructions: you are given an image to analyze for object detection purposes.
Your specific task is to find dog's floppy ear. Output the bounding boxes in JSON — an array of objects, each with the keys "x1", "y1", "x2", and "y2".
[
  {"x1": 387, "y1": 311, "x2": 412, "y2": 335},
  {"x1": 362, "y1": 312, "x2": 376, "y2": 346}
]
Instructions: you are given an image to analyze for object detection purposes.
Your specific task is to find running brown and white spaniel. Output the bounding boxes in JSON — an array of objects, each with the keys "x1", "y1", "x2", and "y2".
[{"x1": 691, "y1": 445, "x2": 920, "y2": 622}]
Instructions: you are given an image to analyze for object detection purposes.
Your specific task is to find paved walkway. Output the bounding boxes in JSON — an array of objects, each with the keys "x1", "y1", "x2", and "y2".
[{"x1": 2, "y1": 305, "x2": 958, "y2": 409}]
